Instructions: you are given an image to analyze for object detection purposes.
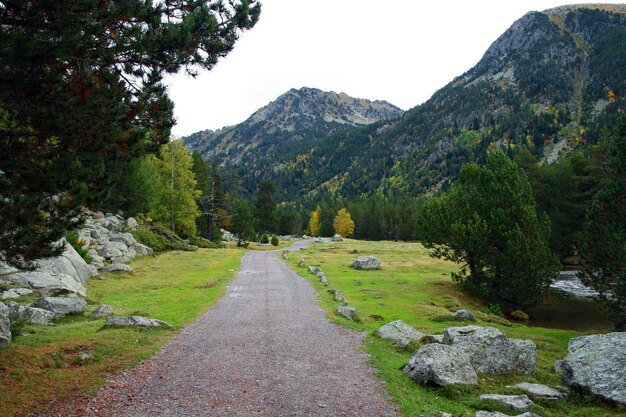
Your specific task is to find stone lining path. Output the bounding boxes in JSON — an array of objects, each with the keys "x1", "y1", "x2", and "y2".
[{"x1": 53, "y1": 241, "x2": 395, "y2": 416}]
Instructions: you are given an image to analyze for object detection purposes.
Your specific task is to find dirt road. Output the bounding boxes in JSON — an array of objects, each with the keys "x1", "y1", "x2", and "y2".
[{"x1": 65, "y1": 242, "x2": 395, "y2": 416}]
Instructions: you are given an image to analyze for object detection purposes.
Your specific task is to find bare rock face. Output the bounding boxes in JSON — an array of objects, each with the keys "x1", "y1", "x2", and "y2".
[
  {"x1": 443, "y1": 325, "x2": 536, "y2": 375},
  {"x1": 352, "y1": 256, "x2": 381, "y2": 270},
  {"x1": 558, "y1": 332, "x2": 626, "y2": 405},
  {"x1": 3, "y1": 271, "x2": 87, "y2": 297},
  {"x1": 0, "y1": 302, "x2": 11, "y2": 348},
  {"x1": 378, "y1": 320, "x2": 426, "y2": 347},
  {"x1": 105, "y1": 316, "x2": 171, "y2": 328},
  {"x1": 31, "y1": 297, "x2": 87, "y2": 318},
  {"x1": 36, "y1": 240, "x2": 97, "y2": 285},
  {"x1": 403, "y1": 343, "x2": 477, "y2": 386}
]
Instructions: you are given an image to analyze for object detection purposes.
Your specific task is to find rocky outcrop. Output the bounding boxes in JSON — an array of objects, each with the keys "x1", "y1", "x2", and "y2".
[
  {"x1": 31, "y1": 297, "x2": 87, "y2": 317},
  {"x1": 508, "y1": 382, "x2": 565, "y2": 400},
  {"x1": 378, "y1": 320, "x2": 426, "y2": 347},
  {"x1": 443, "y1": 326, "x2": 536, "y2": 375},
  {"x1": 478, "y1": 394, "x2": 534, "y2": 412},
  {"x1": 2, "y1": 271, "x2": 87, "y2": 297},
  {"x1": 36, "y1": 241, "x2": 96, "y2": 285},
  {"x1": 403, "y1": 343, "x2": 478, "y2": 386},
  {"x1": 105, "y1": 315, "x2": 171, "y2": 328},
  {"x1": 0, "y1": 302, "x2": 10, "y2": 348},
  {"x1": 558, "y1": 332, "x2": 626, "y2": 404},
  {"x1": 352, "y1": 256, "x2": 381, "y2": 270},
  {"x1": 1, "y1": 288, "x2": 33, "y2": 299},
  {"x1": 7, "y1": 301, "x2": 56, "y2": 325}
]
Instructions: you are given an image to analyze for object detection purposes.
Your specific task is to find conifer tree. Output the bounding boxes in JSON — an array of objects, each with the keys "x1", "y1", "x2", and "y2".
[{"x1": 255, "y1": 180, "x2": 277, "y2": 233}]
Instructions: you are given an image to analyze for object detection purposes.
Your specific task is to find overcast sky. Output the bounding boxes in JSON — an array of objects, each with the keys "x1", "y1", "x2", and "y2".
[{"x1": 166, "y1": 0, "x2": 624, "y2": 137}]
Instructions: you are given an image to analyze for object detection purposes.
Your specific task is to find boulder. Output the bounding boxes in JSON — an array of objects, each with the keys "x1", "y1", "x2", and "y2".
[
  {"x1": 109, "y1": 232, "x2": 137, "y2": 247},
  {"x1": 104, "y1": 263, "x2": 133, "y2": 273},
  {"x1": 36, "y1": 241, "x2": 97, "y2": 285},
  {"x1": 403, "y1": 343, "x2": 477, "y2": 386},
  {"x1": 558, "y1": 332, "x2": 626, "y2": 404},
  {"x1": 134, "y1": 243, "x2": 153, "y2": 256},
  {"x1": 298, "y1": 259, "x2": 305, "y2": 267},
  {"x1": 4, "y1": 271, "x2": 87, "y2": 297},
  {"x1": 91, "y1": 304, "x2": 114, "y2": 319},
  {"x1": 478, "y1": 394, "x2": 534, "y2": 412},
  {"x1": 98, "y1": 241, "x2": 130, "y2": 261},
  {"x1": 31, "y1": 297, "x2": 87, "y2": 317},
  {"x1": 443, "y1": 326, "x2": 536, "y2": 375},
  {"x1": 352, "y1": 256, "x2": 381, "y2": 270},
  {"x1": 424, "y1": 334, "x2": 444, "y2": 344},
  {"x1": 7, "y1": 301, "x2": 56, "y2": 325},
  {"x1": 318, "y1": 273, "x2": 328, "y2": 285},
  {"x1": 378, "y1": 320, "x2": 426, "y2": 347},
  {"x1": 475, "y1": 412, "x2": 541, "y2": 417},
  {"x1": 452, "y1": 309, "x2": 475, "y2": 320},
  {"x1": 336, "y1": 306, "x2": 356, "y2": 320},
  {"x1": 0, "y1": 302, "x2": 10, "y2": 347},
  {"x1": 126, "y1": 217, "x2": 140, "y2": 230},
  {"x1": 508, "y1": 382, "x2": 565, "y2": 400},
  {"x1": 0, "y1": 260, "x2": 18, "y2": 276},
  {"x1": 1, "y1": 288, "x2": 33, "y2": 299},
  {"x1": 332, "y1": 234, "x2": 344, "y2": 241},
  {"x1": 282, "y1": 251, "x2": 289, "y2": 260},
  {"x1": 308, "y1": 266, "x2": 322, "y2": 275},
  {"x1": 105, "y1": 315, "x2": 171, "y2": 328}
]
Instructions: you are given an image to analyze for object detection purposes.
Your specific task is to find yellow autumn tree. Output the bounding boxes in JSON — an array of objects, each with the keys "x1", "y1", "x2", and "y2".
[
  {"x1": 309, "y1": 206, "x2": 321, "y2": 236},
  {"x1": 333, "y1": 208, "x2": 355, "y2": 237}
]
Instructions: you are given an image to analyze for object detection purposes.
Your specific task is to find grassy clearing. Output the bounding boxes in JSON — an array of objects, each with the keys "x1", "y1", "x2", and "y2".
[
  {"x1": 286, "y1": 239, "x2": 623, "y2": 417},
  {"x1": 0, "y1": 248, "x2": 243, "y2": 417}
]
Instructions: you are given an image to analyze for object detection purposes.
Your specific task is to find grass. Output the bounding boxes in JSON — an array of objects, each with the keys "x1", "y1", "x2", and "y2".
[
  {"x1": 0, "y1": 248, "x2": 243, "y2": 417},
  {"x1": 286, "y1": 239, "x2": 624, "y2": 417}
]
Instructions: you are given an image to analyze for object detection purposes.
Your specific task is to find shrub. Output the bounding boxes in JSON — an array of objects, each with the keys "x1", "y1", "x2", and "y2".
[
  {"x1": 260, "y1": 233, "x2": 269, "y2": 244},
  {"x1": 270, "y1": 235, "x2": 279, "y2": 246},
  {"x1": 488, "y1": 304, "x2": 503, "y2": 317},
  {"x1": 66, "y1": 230, "x2": 92, "y2": 263},
  {"x1": 131, "y1": 224, "x2": 197, "y2": 252},
  {"x1": 188, "y1": 235, "x2": 226, "y2": 249},
  {"x1": 510, "y1": 310, "x2": 530, "y2": 321}
]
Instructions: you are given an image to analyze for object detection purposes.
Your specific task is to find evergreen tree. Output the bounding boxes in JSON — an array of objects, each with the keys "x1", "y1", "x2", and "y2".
[
  {"x1": 579, "y1": 119, "x2": 626, "y2": 330},
  {"x1": 255, "y1": 180, "x2": 277, "y2": 233},
  {"x1": 0, "y1": 0, "x2": 260, "y2": 266},
  {"x1": 192, "y1": 152, "x2": 225, "y2": 241},
  {"x1": 421, "y1": 152, "x2": 560, "y2": 309},
  {"x1": 231, "y1": 198, "x2": 255, "y2": 246}
]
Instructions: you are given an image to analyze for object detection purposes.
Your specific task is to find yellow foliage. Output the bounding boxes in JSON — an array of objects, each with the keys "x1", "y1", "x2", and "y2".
[
  {"x1": 309, "y1": 208, "x2": 321, "y2": 236},
  {"x1": 333, "y1": 208, "x2": 355, "y2": 238}
]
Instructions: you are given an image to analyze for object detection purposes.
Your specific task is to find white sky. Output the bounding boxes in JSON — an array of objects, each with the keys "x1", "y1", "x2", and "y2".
[{"x1": 166, "y1": 0, "x2": 624, "y2": 137}]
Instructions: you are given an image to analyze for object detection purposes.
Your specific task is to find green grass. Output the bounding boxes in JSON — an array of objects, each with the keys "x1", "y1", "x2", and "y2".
[
  {"x1": 286, "y1": 239, "x2": 624, "y2": 417},
  {"x1": 0, "y1": 248, "x2": 244, "y2": 417}
]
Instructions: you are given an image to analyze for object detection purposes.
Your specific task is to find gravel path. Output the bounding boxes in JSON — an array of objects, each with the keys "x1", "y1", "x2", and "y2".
[{"x1": 59, "y1": 242, "x2": 396, "y2": 416}]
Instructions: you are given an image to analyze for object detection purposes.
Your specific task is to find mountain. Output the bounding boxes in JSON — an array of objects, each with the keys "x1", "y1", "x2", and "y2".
[
  {"x1": 183, "y1": 87, "x2": 404, "y2": 191},
  {"x1": 185, "y1": 4, "x2": 626, "y2": 201}
]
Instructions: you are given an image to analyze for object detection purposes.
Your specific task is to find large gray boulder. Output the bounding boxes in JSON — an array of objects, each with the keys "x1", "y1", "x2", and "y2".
[
  {"x1": 452, "y1": 309, "x2": 475, "y2": 320},
  {"x1": 105, "y1": 315, "x2": 171, "y2": 328},
  {"x1": 98, "y1": 241, "x2": 130, "y2": 261},
  {"x1": 508, "y1": 382, "x2": 566, "y2": 400},
  {"x1": 478, "y1": 394, "x2": 534, "y2": 412},
  {"x1": 352, "y1": 256, "x2": 381, "y2": 270},
  {"x1": 104, "y1": 263, "x2": 133, "y2": 273},
  {"x1": 0, "y1": 260, "x2": 18, "y2": 275},
  {"x1": 0, "y1": 302, "x2": 10, "y2": 348},
  {"x1": 332, "y1": 234, "x2": 344, "y2": 241},
  {"x1": 403, "y1": 343, "x2": 477, "y2": 386},
  {"x1": 134, "y1": 243, "x2": 153, "y2": 256},
  {"x1": 558, "y1": 332, "x2": 626, "y2": 404},
  {"x1": 336, "y1": 306, "x2": 356, "y2": 320},
  {"x1": 3, "y1": 271, "x2": 87, "y2": 297},
  {"x1": 31, "y1": 297, "x2": 87, "y2": 317},
  {"x1": 378, "y1": 320, "x2": 426, "y2": 347},
  {"x1": 36, "y1": 241, "x2": 97, "y2": 285},
  {"x1": 109, "y1": 232, "x2": 137, "y2": 247},
  {"x1": 91, "y1": 304, "x2": 114, "y2": 319},
  {"x1": 7, "y1": 301, "x2": 56, "y2": 325},
  {"x1": 443, "y1": 326, "x2": 536, "y2": 375}
]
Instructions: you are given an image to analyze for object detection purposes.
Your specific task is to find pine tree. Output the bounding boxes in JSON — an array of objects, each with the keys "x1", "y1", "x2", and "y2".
[
  {"x1": 255, "y1": 180, "x2": 277, "y2": 233},
  {"x1": 0, "y1": 0, "x2": 260, "y2": 266},
  {"x1": 192, "y1": 152, "x2": 225, "y2": 241},
  {"x1": 231, "y1": 198, "x2": 255, "y2": 246}
]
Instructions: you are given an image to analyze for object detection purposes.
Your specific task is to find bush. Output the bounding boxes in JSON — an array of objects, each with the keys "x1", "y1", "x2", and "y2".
[
  {"x1": 131, "y1": 224, "x2": 197, "y2": 252},
  {"x1": 66, "y1": 230, "x2": 92, "y2": 264},
  {"x1": 260, "y1": 233, "x2": 269, "y2": 244},
  {"x1": 188, "y1": 235, "x2": 226, "y2": 249},
  {"x1": 488, "y1": 304, "x2": 503, "y2": 317},
  {"x1": 510, "y1": 310, "x2": 530, "y2": 321},
  {"x1": 270, "y1": 235, "x2": 279, "y2": 246}
]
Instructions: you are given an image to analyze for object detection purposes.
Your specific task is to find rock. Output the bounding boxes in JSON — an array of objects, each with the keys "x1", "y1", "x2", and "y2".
[
  {"x1": 298, "y1": 259, "x2": 305, "y2": 267},
  {"x1": 332, "y1": 234, "x2": 344, "y2": 241},
  {"x1": 0, "y1": 260, "x2": 18, "y2": 275},
  {"x1": 91, "y1": 304, "x2": 114, "y2": 318},
  {"x1": 126, "y1": 217, "x2": 140, "y2": 230},
  {"x1": 452, "y1": 309, "x2": 475, "y2": 320},
  {"x1": 443, "y1": 325, "x2": 536, "y2": 375},
  {"x1": 4, "y1": 271, "x2": 87, "y2": 297},
  {"x1": 308, "y1": 266, "x2": 322, "y2": 274},
  {"x1": 0, "y1": 302, "x2": 11, "y2": 347},
  {"x1": 134, "y1": 243, "x2": 153, "y2": 256},
  {"x1": 79, "y1": 352, "x2": 94, "y2": 361},
  {"x1": 558, "y1": 332, "x2": 626, "y2": 404},
  {"x1": 508, "y1": 382, "x2": 566, "y2": 400},
  {"x1": 475, "y1": 412, "x2": 541, "y2": 417},
  {"x1": 36, "y1": 240, "x2": 97, "y2": 285},
  {"x1": 352, "y1": 256, "x2": 381, "y2": 270},
  {"x1": 105, "y1": 315, "x2": 171, "y2": 328},
  {"x1": 104, "y1": 263, "x2": 133, "y2": 273},
  {"x1": 552, "y1": 359, "x2": 565, "y2": 373},
  {"x1": 1, "y1": 288, "x2": 33, "y2": 299},
  {"x1": 98, "y1": 215, "x2": 124, "y2": 232},
  {"x1": 336, "y1": 306, "x2": 356, "y2": 320},
  {"x1": 423, "y1": 334, "x2": 444, "y2": 344},
  {"x1": 109, "y1": 232, "x2": 137, "y2": 247},
  {"x1": 318, "y1": 273, "x2": 328, "y2": 285},
  {"x1": 478, "y1": 394, "x2": 534, "y2": 412},
  {"x1": 378, "y1": 320, "x2": 426, "y2": 347},
  {"x1": 31, "y1": 297, "x2": 87, "y2": 317},
  {"x1": 98, "y1": 241, "x2": 130, "y2": 261},
  {"x1": 7, "y1": 301, "x2": 56, "y2": 324},
  {"x1": 403, "y1": 343, "x2": 477, "y2": 386},
  {"x1": 282, "y1": 250, "x2": 289, "y2": 260}
]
